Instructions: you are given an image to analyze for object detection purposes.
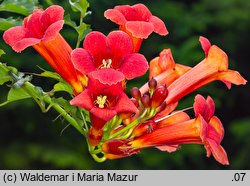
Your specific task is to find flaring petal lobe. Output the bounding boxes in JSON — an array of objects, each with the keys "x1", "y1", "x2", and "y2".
[
  {"x1": 70, "y1": 89, "x2": 94, "y2": 110},
  {"x1": 104, "y1": 9, "x2": 127, "y2": 25},
  {"x1": 83, "y1": 31, "x2": 108, "y2": 67},
  {"x1": 71, "y1": 48, "x2": 95, "y2": 74},
  {"x1": 149, "y1": 15, "x2": 168, "y2": 35},
  {"x1": 114, "y1": 92, "x2": 138, "y2": 114},
  {"x1": 120, "y1": 53, "x2": 149, "y2": 80},
  {"x1": 199, "y1": 36, "x2": 211, "y2": 57},
  {"x1": 125, "y1": 21, "x2": 154, "y2": 38},
  {"x1": 43, "y1": 20, "x2": 64, "y2": 41},
  {"x1": 3, "y1": 26, "x2": 26, "y2": 51},
  {"x1": 107, "y1": 31, "x2": 133, "y2": 69},
  {"x1": 40, "y1": 5, "x2": 64, "y2": 30}
]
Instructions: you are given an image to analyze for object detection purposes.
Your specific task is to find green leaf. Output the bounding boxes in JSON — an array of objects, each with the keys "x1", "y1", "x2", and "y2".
[
  {"x1": 39, "y1": 71, "x2": 63, "y2": 81},
  {"x1": 0, "y1": 87, "x2": 31, "y2": 107},
  {"x1": 0, "y1": 62, "x2": 15, "y2": 85},
  {"x1": 75, "y1": 22, "x2": 91, "y2": 41},
  {"x1": 54, "y1": 82, "x2": 73, "y2": 95},
  {"x1": 64, "y1": 14, "x2": 77, "y2": 28},
  {"x1": 0, "y1": 0, "x2": 39, "y2": 16},
  {"x1": 0, "y1": 49, "x2": 5, "y2": 57},
  {"x1": 69, "y1": 0, "x2": 89, "y2": 15},
  {"x1": 0, "y1": 17, "x2": 22, "y2": 31}
]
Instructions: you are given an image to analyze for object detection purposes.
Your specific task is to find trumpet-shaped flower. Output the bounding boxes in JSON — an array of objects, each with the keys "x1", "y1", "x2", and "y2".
[
  {"x1": 141, "y1": 37, "x2": 247, "y2": 102},
  {"x1": 70, "y1": 69, "x2": 138, "y2": 131},
  {"x1": 71, "y1": 31, "x2": 148, "y2": 80},
  {"x1": 3, "y1": 5, "x2": 85, "y2": 93},
  {"x1": 104, "y1": 4, "x2": 168, "y2": 52},
  {"x1": 164, "y1": 37, "x2": 247, "y2": 104},
  {"x1": 128, "y1": 95, "x2": 229, "y2": 165},
  {"x1": 140, "y1": 49, "x2": 191, "y2": 94}
]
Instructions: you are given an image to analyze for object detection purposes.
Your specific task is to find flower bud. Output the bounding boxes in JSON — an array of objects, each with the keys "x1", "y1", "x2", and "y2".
[
  {"x1": 131, "y1": 98, "x2": 139, "y2": 108},
  {"x1": 130, "y1": 87, "x2": 141, "y2": 100},
  {"x1": 156, "y1": 102, "x2": 167, "y2": 113},
  {"x1": 141, "y1": 94, "x2": 151, "y2": 108},
  {"x1": 132, "y1": 120, "x2": 156, "y2": 137},
  {"x1": 151, "y1": 86, "x2": 168, "y2": 108},
  {"x1": 148, "y1": 78, "x2": 157, "y2": 90},
  {"x1": 102, "y1": 139, "x2": 129, "y2": 155},
  {"x1": 87, "y1": 127, "x2": 103, "y2": 146},
  {"x1": 102, "y1": 139, "x2": 140, "y2": 159}
]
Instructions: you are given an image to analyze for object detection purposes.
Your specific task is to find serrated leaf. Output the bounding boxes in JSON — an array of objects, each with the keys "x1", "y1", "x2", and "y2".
[
  {"x1": 69, "y1": 0, "x2": 89, "y2": 15},
  {"x1": 0, "y1": 87, "x2": 31, "y2": 107},
  {"x1": 0, "y1": 17, "x2": 22, "y2": 31},
  {"x1": 54, "y1": 82, "x2": 73, "y2": 95}
]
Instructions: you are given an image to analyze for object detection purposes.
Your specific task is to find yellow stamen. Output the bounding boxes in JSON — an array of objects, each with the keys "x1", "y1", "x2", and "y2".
[
  {"x1": 95, "y1": 95, "x2": 108, "y2": 108},
  {"x1": 100, "y1": 59, "x2": 112, "y2": 69}
]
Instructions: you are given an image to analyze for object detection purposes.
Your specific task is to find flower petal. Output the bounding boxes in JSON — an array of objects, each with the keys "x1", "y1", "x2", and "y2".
[
  {"x1": 156, "y1": 111, "x2": 190, "y2": 128},
  {"x1": 119, "y1": 53, "x2": 149, "y2": 80},
  {"x1": 131, "y1": 3, "x2": 152, "y2": 21},
  {"x1": 125, "y1": 21, "x2": 154, "y2": 38},
  {"x1": 71, "y1": 48, "x2": 95, "y2": 74},
  {"x1": 25, "y1": 9, "x2": 44, "y2": 38},
  {"x1": 83, "y1": 31, "x2": 108, "y2": 68},
  {"x1": 114, "y1": 92, "x2": 138, "y2": 114},
  {"x1": 90, "y1": 107, "x2": 117, "y2": 125},
  {"x1": 70, "y1": 89, "x2": 94, "y2": 110},
  {"x1": 14, "y1": 38, "x2": 41, "y2": 52},
  {"x1": 40, "y1": 5, "x2": 64, "y2": 30},
  {"x1": 43, "y1": 20, "x2": 64, "y2": 42},
  {"x1": 89, "y1": 68, "x2": 124, "y2": 86},
  {"x1": 149, "y1": 15, "x2": 168, "y2": 35},
  {"x1": 3, "y1": 26, "x2": 27, "y2": 51},
  {"x1": 206, "y1": 139, "x2": 229, "y2": 165},
  {"x1": 199, "y1": 36, "x2": 211, "y2": 57},
  {"x1": 209, "y1": 116, "x2": 224, "y2": 142},
  {"x1": 156, "y1": 145, "x2": 179, "y2": 153},
  {"x1": 88, "y1": 69, "x2": 125, "y2": 97},
  {"x1": 107, "y1": 31, "x2": 133, "y2": 69},
  {"x1": 194, "y1": 94, "x2": 215, "y2": 121},
  {"x1": 104, "y1": 9, "x2": 127, "y2": 25}
]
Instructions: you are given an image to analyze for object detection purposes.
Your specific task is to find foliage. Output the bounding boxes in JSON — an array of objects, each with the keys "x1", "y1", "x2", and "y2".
[{"x1": 0, "y1": 0, "x2": 249, "y2": 169}]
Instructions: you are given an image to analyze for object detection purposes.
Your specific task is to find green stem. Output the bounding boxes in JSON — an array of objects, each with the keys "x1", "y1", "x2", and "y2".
[
  {"x1": 91, "y1": 154, "x2": 106, "y2": 163},
  {"x1": 109, "y1": 109, "x2": 149, "y2": 139},
  {"x1": 24, "y1": 82, "x2": 85, "y2": 136},
  {"x1": 76, "y1": 13, "x2": 84, "y2": 48}
]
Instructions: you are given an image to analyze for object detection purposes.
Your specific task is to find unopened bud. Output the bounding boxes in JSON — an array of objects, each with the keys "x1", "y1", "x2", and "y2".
[
  {"x1": 141, "y1": 94, "x2": 151, "y2": 108},
  {"x1": 156, "y1": 102, "x2": 167, "y2": 113},
  {"x1": 148, "y1": 78, "x2": 157, "y2": 90},
  {"x1": 130, "y1": 87, "x2": 141, "y2": 100},
  {"x1": 151, "y1": 86, "x2": 168, "y2": 108},
  {"x1": 132, "y1": 120, "x2": 156, "y2": 137},
  {"x1": 131, "y1": 98, "x2": 139, "y2": 108},
  {"x1": 102, "y1": 140, "x2": 129, "y2": 155},
  {"x1": 87, "y1": 127, "x2": 103, "y2": 146}
]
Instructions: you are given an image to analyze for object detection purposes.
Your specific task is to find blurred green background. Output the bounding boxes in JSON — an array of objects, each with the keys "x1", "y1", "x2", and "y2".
[{"x1": 0, "y1": 0, "x2": 249, "y2": 169}]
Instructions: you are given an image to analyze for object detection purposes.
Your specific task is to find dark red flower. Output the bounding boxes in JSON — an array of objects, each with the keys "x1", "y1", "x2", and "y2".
[
  {"x1": 70, "y1": 68, "x2": 138, "y2": 130},
  {"x1": 71, "y1": 31, "x2": 148, "y2": 80},
  {"x1": 104, "y1": 3, "x2": 168, "y2": 52}
]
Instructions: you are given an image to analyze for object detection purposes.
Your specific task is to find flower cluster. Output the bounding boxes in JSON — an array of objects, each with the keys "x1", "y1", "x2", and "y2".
[{"x1": 3, "y1": 4, "x2": 246, "y2": 164}]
